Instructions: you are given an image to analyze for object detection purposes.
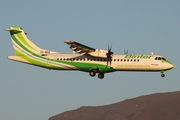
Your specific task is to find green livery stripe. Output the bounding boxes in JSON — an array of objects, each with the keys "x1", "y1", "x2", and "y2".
[
  {"x1": 11, "y1": 35, "x2": 77, "y2": 69},
  {"x1": 12, "y1": 34, "x2": 42, "y2": 57},
  {"x1": 15, "y1": 49, "x2": 76, "y2": 70},
  {"x1": 19, "y1": 55, "x2": 62, "y2": 69},
  {"x1": 16, "y1": 32, "x2": 37, "y2": 51},
  {"x1": 162, "y1": 60, "x2": 173, "y2": 65},
  {"x1": 12, "y1": 35, "x2": 74, "y2": 69},
  {"x1": 56, "y1": 60, "x2": 115, "y2": 72},
  {"x1": 10, "y1": 32, "x2": 36, "y2": 51},
  {"x1": 10, "y1": 27, "x2": 115, "y2": 72},
  {"x1": 13, "y1": 34, "x2": 76, "y2": 69}
]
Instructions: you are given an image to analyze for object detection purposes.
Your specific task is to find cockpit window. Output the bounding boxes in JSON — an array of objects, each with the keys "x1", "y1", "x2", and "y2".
[
  {"x1": 20, "y1": 27, "x2": 23, "y2": 30},
  {"x1": 155, "y1": 57, "x2": 166, "y2": 60},
  {"x1": 161, "y1": 57, "x2": 166, "y2": 60}
]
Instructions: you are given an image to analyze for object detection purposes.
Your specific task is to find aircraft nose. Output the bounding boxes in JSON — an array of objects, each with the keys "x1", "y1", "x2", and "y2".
[{"x1": 168, "y1": 63, "x2": 174, "y2": 69}]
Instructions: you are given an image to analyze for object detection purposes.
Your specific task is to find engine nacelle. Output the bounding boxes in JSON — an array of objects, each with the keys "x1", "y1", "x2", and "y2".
[{"x1": 88, "y1": 49, "x2": 108, "y2": 57}]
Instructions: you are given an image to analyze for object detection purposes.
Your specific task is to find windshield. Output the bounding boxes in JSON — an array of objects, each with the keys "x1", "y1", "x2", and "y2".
[{"x1": 155, "y1": 57, "x2": 166, "y2": 60}]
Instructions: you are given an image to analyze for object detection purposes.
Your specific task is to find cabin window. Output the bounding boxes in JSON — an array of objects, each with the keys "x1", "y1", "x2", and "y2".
[
  {"x1": 134, "y1": 59, "x2": 136, "y2": 62},
  {"x1": 57, "y1": 58, "x2": 59, "y2": 60},
  {"x1": 114, "y1": 59, "x2": 116, "y2": 61},
  {"x1": 127, "y1": 59, "x2": 129, "y2": 62},
  {"x1": 124, "y1": 59, "x2": 126, "y2": 62},
  {"x1": 137, "y1": 59, "x2": 139, "y2": 62}
]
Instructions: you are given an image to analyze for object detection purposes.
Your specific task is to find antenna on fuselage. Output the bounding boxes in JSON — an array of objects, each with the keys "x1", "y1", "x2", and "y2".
[
  {"x1": 151, "y1": 52, "x2": 154, "y2": 56},
  {"x1": 124, "y1": 47, "x2": 129, "y2": 54}
]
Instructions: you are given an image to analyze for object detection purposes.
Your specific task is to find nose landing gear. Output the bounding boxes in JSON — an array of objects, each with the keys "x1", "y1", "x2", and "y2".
[
  {"x1": 161, "y1": 74, "x2": 165, "y2": 77},
  {"x1": 161, "y1": 71, "x2": 165, "y2": 77}
]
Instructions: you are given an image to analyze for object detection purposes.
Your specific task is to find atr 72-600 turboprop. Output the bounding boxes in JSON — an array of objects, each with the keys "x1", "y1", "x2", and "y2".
[{"x1": 6, "y1": 26, "x2": 174, "y2": 79}]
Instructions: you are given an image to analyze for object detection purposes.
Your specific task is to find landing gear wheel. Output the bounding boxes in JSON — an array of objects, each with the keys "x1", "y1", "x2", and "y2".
[
  {"x1": 89, "y1": 71, "x2": 96, "y2": 77},
  {"x1": 89, "y1": 69, "x2": 99, "y2": 77},
  {"x1": 161, "y1": 74, "x2": 165, "y2": 77},
  {"x1": 98, "y1": 73, "x2": 104, "y2": 79}
]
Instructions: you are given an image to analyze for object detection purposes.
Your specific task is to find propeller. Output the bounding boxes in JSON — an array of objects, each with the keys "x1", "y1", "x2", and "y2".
[{"x1": 106, "y1": 44, "x2": 114, "y2": 67}]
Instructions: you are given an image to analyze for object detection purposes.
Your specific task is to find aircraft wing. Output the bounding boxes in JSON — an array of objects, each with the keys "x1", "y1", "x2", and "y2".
[
  {"x1": 64, "y1": 40, "x2": 96, "y2": 54},
  {"x1": 64, "y1": 40, "x2": 112, "y2": 58}
]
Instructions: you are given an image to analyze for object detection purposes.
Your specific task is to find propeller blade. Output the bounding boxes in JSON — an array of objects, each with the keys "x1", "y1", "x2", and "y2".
[{"x1": 106, "y1": 43, "x2": 114, "y2": 67}]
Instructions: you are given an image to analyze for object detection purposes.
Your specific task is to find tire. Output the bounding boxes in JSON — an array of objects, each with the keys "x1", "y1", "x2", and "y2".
[
  {"x1": 161, "y1": 74, "x2": 165, "y2": 77},
  {"x1": 89, "y1": 71, "x2": 96, "y2": 77},
  {"x1": 98, "y1": 73, "x2": 104, "y2": 79}
]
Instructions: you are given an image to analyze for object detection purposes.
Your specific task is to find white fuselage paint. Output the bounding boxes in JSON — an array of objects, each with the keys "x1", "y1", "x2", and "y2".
[{"x1": 43, "y1": 53, "x2": 173, "y2": 72}]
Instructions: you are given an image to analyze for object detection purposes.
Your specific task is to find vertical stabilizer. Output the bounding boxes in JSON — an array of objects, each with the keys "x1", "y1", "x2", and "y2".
[{"x1": 6, "y1": 26, "x2": 45, "y2": 56}]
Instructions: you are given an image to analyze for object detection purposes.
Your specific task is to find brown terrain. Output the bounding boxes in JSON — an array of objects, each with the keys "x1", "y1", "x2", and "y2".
[{"x1": 49, "y1": 91, "x2": 180, "y2": 120}]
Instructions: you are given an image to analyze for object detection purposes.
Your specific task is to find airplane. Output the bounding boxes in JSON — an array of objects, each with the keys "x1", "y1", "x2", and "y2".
[{"x1": 6, "y1": 26, "x2": 174, "y2": 79}]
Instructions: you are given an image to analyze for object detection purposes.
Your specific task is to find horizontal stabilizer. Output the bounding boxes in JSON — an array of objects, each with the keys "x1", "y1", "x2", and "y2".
[{"x1": 8, "y1": 56, "x2": 31, "y2": 64}]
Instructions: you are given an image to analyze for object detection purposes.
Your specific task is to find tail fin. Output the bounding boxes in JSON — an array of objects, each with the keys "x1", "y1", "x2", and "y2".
[{"x1": 6, "y1": 26, "x2": 48, "y2": 56}]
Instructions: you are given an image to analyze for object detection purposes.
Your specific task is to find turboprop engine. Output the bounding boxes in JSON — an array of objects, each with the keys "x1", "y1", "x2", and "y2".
[{"x1": 88, "y1": 49, "x2": 108, "y2": 58}]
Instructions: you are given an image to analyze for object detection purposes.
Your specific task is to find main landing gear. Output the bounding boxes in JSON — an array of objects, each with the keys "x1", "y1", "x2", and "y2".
[
  {"x1": 98, "y1": 73, "x2": 104, "y2": 79},
  {"x1": 89, "y1": 69, "x2": 105, "y2": 79}
]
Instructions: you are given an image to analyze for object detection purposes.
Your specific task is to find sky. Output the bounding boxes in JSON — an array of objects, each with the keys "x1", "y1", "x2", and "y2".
[{"x1": 1, "y1": 1, "x2": 180, "y2": 120}]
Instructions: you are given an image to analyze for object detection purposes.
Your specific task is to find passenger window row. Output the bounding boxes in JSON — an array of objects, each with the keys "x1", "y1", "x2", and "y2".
[{"x1": 55, "y1": 58, "x2": 140, "y2": 62}]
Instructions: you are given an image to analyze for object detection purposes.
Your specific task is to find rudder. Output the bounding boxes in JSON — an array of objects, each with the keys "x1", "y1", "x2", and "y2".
[{"x1": 6, "y1": 26, "x2": 45, "y2": 56}]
